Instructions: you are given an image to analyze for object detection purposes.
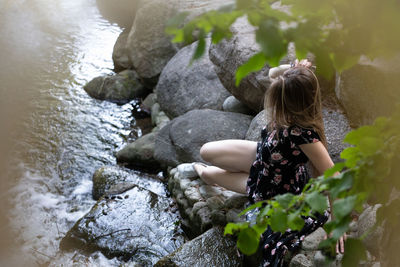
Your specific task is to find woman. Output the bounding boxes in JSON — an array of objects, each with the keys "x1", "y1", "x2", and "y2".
[{"x1": 193, "y1": 59, "x2": 345, "y2": 266}]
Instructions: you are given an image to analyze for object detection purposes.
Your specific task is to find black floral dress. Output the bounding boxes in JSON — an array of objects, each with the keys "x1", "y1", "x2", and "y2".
[{"x1": 246, "y1": 124, "x2": 330, "y2": 267}]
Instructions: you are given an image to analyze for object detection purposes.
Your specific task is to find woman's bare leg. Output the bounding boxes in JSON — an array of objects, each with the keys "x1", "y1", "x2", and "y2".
[
  {"x1": 195, "y1": 165, "x2": 249, "y2": 194},
  {"x1": 200, "y1": 140, "x2": 257, "y2": 172},
  {"x1": 193, "y1": 140, "x2": 257, "y2": 194}
]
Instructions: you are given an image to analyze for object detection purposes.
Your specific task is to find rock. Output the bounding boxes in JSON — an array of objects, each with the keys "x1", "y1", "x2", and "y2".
[
  {"x1": 313, "y1": 251, "x2": 336, "y2": 267},
  {"x1": 199, "y1": 185, "x2": 222, "y2": 198},
  {"x1": 289, "y1": 254, "x2": 312, "y2": 267},
  {"x1": 154, "y1": 109, "x2": 252, "y2": 167},
  {"x1": 127, "y1": 0, "x2": 234, "y2": 83},
  {"x1": 223, "y1": 95, "x2": 253, "y2": 115},
  {"x1": 142, "y1": 93, "x2": 157, "y2": 110},
  {"x1": 83, "y1": 70, "x2": 146, "y2": 104},
  {"x1": 155, "y1": 227, "x2": 241, "y2": 267},
  {"x1": 301, "y1": 227, "x2": 326, "y2": 251},
  {"x1": 116, "y1": 132, "x2": 160, "y2": 169},
  {"x1": 112, "y1": 29, "x2": 132, "y2": 72},
  {"x1": 60, "y1": 186, "x2": 183, "y2": 265},
  {"x1": 184, "y1": 187, "x2": 203, "y2": 205},
  {"x1": 356, "y1": 204, "x2": 383, "y2": 257},
  {"x1": 335, "y1": 55, "x2": 400, "y2": 127},
  {"x1": 156, "y1": 38, "x2": 231, "y2": 118},
  {"x1": 223, "y1": 194, "x2": 248, "y2": 209},
  {"x1": 91, "y1": 165, "x2": 166, "y2": 200},
  {"x1": 209, "y1": 16, "x2": 270, "y2": 112},
  {"x1": 322, "y1": 108, "x2": 352, "y2": 163},
  {"x1": 245, "y1": 110, "x2": 269, "y2": 142}
]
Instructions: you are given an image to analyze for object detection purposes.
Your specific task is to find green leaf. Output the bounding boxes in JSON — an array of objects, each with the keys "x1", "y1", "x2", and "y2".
[
  {"x1": 191, "y1": 35, "x2": 206, "y2": 62},
  {"x1": 238, "y1": 201, "x2": 263, "y2": 216},
  {"x1": 224, "y1": 222, "x2": 249, "y2": 235},
  {"x1": 340, "y1": 147, "x2": 360, "y2": 168},
  {"x1": 269, "y1": 209, "x2": 287, "y2": 232},
  {"x1": 329, "y1": 171, "x2": 354, "y2": 199},
  {"x1": 235, "y1": 52, "x2": 267, "y2": 86},
  {"x1": 275, "y1": 193, "x2": 295, "y2": 209},
  {"x1": 331, "y1": 217, "x2": 351, "y2": 240},
  {"x1": 287, "y1": 210, "x2": 305, "y2": 230},
  {"x1": 237, "y1": 227, "x2": 260, "y2": 255},
  {"x1": 324, "y1": 162, "x2": 345, "y2": 178},
  {"x1": 305, "y1": 191, "x2": 328, "y2": 214},
  {"x1": 358, "y1": 137, "x2": 384, "y2": 157},
  {"x1": 256, "y1": 19, "x2": 287, "y2": 66},
  {"x1": 332, "y1": 195, "x2": 357, "y2": 220},
  {"x1": 342, "y1": 238, "x2": 367, "y2": 267}
]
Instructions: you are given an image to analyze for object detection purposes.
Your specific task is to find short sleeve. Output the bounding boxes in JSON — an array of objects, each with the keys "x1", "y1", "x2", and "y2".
[{"x1": 289, "y1": 126, "x2": 321, "y2": 146}]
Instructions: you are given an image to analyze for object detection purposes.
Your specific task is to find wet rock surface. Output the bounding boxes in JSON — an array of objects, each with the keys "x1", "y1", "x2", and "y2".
[
  {"x1": 92, "y1": 165, "x2": 165, "y2": 200},
  {"x1": 116, "y1": 132, "x2": 161, "y2": 169},
  {"x1": 156, "y1": 38, "x2": 230, "y2": 118},
  {"x1": 83, "y1": 70, "x2": 147, "y2": 104},
  {"x1": 155, "y1": 227, "x2": 241, "y2": 267},
  {"x1": 60, "y1": 185, "x2": 183, "y2": 265},
  {"x1": 154, "y1": 109, "x2": 252, "y2": 168}
]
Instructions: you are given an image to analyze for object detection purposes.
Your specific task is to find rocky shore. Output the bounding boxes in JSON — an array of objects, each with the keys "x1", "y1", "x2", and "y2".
[{"x1": 62, "y1": 0, "x2": 400, "y2": 266}]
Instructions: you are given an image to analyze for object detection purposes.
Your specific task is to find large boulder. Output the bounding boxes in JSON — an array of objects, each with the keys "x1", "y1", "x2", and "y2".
[
  {"x1": 156, "y1": 38, "x2": 231, "y2": 118},
  {"x1": 60, "y1": 185, "x2": 183, "y2": 265},
  {"x1": 83, "y1": 70, "x2": 146, "y2": 104},
  {"x1": 335, "y1": 55, "x2": 400, "y2": 127},
  {"x1": 126, "y1": 0, "x2": 234, "y2": 84},
  {"x1": 154, "y1": 109, "x2": 253, "y2": 167},
  {"x1": 155, "y1": 227, "x2": 241, "y2": 267},
  {"x1": 112, "y1": 29, "x2": 132, "y2": 72},
  {"x1": 209, "y1": 16, "x2": 270, "y2": 112}
]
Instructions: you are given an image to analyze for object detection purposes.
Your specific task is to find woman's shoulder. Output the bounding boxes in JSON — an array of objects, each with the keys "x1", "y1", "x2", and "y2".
[{"x1": 287, "y1": 124, "x2": 320, "y2": 145}]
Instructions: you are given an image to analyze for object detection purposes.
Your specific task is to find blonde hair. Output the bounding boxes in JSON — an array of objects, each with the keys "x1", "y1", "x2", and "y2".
[{"x1": 266, "y1": 67, "x2": 327, "y2": 175}]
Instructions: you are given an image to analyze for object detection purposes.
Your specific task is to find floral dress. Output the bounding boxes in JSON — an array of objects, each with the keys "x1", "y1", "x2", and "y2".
[{"x1": 246, "y1": 124, "x2": 330, "y2": 267}]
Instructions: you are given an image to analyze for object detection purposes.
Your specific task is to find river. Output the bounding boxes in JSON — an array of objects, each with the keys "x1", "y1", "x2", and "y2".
[{"x1": 0, "y1": 0, "x2": 155, "y2": 265}]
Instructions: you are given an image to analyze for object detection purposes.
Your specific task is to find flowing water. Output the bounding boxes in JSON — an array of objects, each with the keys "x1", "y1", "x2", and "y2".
[{"x1": 0, "y1": 0, "x2": 163, "y2": 265}]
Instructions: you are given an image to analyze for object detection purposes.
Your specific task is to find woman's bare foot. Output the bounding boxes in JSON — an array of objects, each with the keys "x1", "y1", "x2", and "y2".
[{"x1": 193, "y1": 162, "x2": 207, "y2": 177}]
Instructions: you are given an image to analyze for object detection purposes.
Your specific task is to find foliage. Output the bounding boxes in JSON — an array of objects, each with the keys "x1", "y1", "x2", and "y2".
[
  {"x1": 166, "y1": 0, "x2": 400, "y2": 83},
  {"x1": 166, "y1": 0, "x2": 400, "y2": 265}
]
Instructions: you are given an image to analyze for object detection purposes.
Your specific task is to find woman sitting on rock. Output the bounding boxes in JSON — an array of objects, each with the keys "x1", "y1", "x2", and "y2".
[{"x1": 193, "y1": 59, "x2": 345, "y2": 266}]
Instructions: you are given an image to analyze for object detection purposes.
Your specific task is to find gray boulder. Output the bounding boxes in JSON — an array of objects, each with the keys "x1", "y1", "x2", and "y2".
[
  {"x1": 156, "y1": 38, "x2": 231, "y2": 118},
  {"x1": 245, "y1": 110, "x2": 269, "y2": 142},
  {"x1": 127, "y1": 0, "x2": 234, "y2": 83},
  {"x1": 83, "y1": 70, "x2": 146, "y2": 104},
  {"x1": 356, "y1": 204, "x2": 383, "y2": 257},
  {"x1": 116, "y1": 132, "x2": 160, "y2": 169},
  {"x1": 223, "y1": 95, "x2": 253, "y2": 115},
  {"x1": 112, "y1": 29, "x2": 132, "y2": 72},
  {"x1": 155, "y1": 227, "x2": 241, "y2": 267},
  {"x1": 209, "y1": 16, "x2": 270, "y2": 112},
  {"x1": 92, "y1": 165, "x2": 166, "y2": 200},
  {"x1": 335, "y1": 55, "x2": 400, "y2": 127},
  {"x1": 60, "y1": 185, "x2": 183, "y2": 265},
  {"x1": 154, "y1": 109, "x2": 252, "y2": 167}
]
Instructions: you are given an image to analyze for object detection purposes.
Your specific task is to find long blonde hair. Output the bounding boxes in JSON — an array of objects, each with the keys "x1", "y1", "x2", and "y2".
[{"x1": 266, "y1": 67, "x2": 327, "y2": 175}]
